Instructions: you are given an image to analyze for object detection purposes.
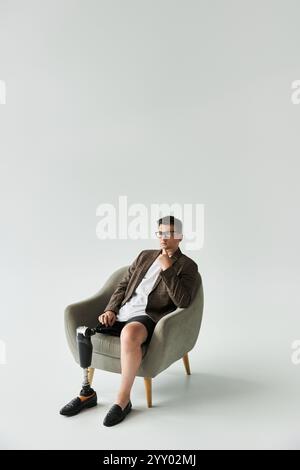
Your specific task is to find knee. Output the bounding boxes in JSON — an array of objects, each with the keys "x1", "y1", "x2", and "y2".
[{"x1": 120, "y1": 325, "x2": 145, "y2": 346}]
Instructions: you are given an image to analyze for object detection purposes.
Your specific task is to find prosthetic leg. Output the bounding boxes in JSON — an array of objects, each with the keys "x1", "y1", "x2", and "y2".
[
  {"x1": 76, "y1": 325, "x2": 99, "y2": 397},
  {"x1": 60, "y1": 324, "x2": 105, "y2": 416}
]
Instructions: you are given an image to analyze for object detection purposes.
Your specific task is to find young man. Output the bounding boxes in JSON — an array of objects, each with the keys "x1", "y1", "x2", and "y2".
[{"x1": 60, "y1": 215, "x2": 199, "y2": 426}]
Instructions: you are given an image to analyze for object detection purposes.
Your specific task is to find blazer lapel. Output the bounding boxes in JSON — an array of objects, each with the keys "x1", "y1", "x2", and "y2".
[
  {"x1": 149, "y1": 272, "x2": 162, "y2": 293},
  {"x1": 121, "y1": 250, "x2": 161, "y2": 305}
]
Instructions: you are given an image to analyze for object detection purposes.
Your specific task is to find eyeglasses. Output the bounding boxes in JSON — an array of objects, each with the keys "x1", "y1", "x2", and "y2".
[{"x1": 155, "y1": 230, "x2": 179, "y2": 238}]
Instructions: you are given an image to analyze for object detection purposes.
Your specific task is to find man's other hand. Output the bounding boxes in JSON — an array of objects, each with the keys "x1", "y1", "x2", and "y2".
[{"x1": 98, "y1": 310, "x2": 117, "y2": 327}]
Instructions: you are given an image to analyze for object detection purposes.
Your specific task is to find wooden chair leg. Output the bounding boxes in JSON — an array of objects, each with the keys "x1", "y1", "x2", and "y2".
[
  {"x1": 144, "y1": 377, "x2": 152, "y2": 408},
  {"x1": 88, "y1": 367, "x2": 95, "y2": 386},
  {"x1": 183, "y1": 353, "x2": 191, "y2": 375}
]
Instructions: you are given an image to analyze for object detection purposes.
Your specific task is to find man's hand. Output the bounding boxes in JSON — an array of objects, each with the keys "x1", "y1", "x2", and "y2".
[
  {"x1": 98, "y1": 310, "x2": 117, "y2": 327},
  {"x1": 158, "y1": 248, "x2": 173, "y2": 271}
]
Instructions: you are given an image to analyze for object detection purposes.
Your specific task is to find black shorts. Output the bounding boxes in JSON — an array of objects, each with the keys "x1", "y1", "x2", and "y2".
[{"x1": 97, "y1": 315, "x2": 156, "y2": 345}]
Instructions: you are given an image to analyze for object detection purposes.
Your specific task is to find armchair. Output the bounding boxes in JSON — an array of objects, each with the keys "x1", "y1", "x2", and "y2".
[{"x1": 64, "y1": 265, "x2": 204, "y2": 407}]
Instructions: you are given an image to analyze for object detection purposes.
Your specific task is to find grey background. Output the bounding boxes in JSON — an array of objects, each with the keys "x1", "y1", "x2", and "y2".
[{"x1": 0, "y1": 0, "x2": 299, "y2": 449}]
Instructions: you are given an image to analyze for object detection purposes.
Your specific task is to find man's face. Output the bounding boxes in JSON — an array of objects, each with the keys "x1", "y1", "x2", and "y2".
[{"x1": 157, "y1": 224, "x2": 182, "y2": 252}]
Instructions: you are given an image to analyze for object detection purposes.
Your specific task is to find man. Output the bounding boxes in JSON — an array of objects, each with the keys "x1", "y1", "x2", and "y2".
[{"x1": 60, "y1": 215, "x2": 199, "y2": 426}]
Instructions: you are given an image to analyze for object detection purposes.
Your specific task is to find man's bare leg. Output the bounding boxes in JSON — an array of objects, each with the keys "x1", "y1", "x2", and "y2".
[{"x1": 115, "y1": 322, "x2": 148, "y2": 409}]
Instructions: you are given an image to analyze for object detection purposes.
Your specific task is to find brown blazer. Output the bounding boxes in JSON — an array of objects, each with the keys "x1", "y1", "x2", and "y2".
[{"x1": 103, "y1": 246, "x2": 200, "y2": 323}]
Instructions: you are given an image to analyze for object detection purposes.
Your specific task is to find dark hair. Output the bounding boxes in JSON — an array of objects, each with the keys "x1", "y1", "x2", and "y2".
[{"x1": 157, "y1": 215, "x2": 183, "y2": 234}]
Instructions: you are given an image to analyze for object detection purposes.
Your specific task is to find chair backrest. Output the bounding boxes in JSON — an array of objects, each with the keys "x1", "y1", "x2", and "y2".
[
  {"x1": 191, "y1": 271, "x2": 204, "y2": 332},
  {"x1": 101, "y1": 265, "x2": 129, "y2": 295}
]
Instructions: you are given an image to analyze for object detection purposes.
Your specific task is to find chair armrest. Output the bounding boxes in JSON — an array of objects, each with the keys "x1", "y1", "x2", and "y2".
[
  {"x1": 64, "y1": 266, "x2": 128, "y2": 358},
  {"x1": 142, "y1": 282, "x2": 204, "y2": 377}
]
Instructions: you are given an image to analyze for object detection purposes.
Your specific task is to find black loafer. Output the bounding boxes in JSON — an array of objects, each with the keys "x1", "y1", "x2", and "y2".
[
  {"x1": 103, "y1": 400, "x2": 132, "y2": 427},
  {"x1": 60, "y1": 392, "x2": 97, "y2": 417}
]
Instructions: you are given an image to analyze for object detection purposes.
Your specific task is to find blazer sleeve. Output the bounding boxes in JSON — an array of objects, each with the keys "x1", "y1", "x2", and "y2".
[
  {"x1": 103, "y1": 250, "x2": 144, "y2": 315},
  {"x1": 160, "y1": 259, "x2": 199, "y2": 308}
]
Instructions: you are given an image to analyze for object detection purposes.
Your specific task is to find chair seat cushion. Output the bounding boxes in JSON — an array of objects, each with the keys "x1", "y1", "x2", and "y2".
[{"x1": 91, "y1": 333, "x2": 148, "y2": 359}]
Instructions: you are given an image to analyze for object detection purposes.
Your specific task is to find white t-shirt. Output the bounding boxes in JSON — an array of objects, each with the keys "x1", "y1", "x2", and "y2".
[{"x1": 117, "y1": 257, "x2": 162, "y2": 322}]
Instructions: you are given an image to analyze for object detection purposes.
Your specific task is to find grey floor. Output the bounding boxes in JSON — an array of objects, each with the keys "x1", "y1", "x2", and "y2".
[{"x1": 1, "y1": 268, "x2": 300, "y2": 450}]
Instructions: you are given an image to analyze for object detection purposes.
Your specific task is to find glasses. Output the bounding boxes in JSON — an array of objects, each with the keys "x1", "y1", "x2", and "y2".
[{"x1": 155, "y1": 230, "x2": 179, "y2": 238}]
